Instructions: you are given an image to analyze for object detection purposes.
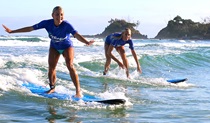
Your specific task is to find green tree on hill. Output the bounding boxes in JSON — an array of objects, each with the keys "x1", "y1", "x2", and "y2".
[
  {"x1": 96, "y1": 18, "x2": 147, "y2": 39},
  {"x1": 155, "y1": 15, "x2": 210, "y2": 39}
]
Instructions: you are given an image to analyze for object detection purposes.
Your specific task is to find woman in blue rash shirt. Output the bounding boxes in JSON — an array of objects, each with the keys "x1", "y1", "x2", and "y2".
[
  {"x1": 103, "y1": 28, "x2": 142, "y2": 78},
  {"x1": 2, "y1": 6, "x2": 94, "y2": 98}
]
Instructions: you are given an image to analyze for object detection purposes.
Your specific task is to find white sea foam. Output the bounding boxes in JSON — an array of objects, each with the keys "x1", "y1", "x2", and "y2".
[{"x1": 0, "y1": 40, "x2": 49, "y2": 47}]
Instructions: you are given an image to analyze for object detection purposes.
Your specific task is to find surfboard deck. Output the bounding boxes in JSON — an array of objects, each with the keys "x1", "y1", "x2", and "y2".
[
  {"x1": 22, "y1": 83, "x2": 125, "y2": 105},
  {"x1": 166, "y1": 78, "x2": 187, "y2": 83}
]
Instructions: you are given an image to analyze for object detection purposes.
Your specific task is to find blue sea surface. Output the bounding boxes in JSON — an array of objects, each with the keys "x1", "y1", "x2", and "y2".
[{"x1": 0, "y1": 36, "x2": 210, "y2": 122}]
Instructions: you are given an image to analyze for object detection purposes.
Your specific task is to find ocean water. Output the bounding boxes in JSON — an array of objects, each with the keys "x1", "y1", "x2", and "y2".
[{"x1": 0, "y1": 35, "x2": 210, "y2": 123}]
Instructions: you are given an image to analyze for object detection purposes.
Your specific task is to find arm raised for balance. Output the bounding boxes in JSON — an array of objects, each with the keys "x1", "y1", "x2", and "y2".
[
  {"x1": 74, "y1": 33, "x2": 94, "y2": 46},
  {"x1": 2, "y1": 24, "x2": 34, "y2": 33}
]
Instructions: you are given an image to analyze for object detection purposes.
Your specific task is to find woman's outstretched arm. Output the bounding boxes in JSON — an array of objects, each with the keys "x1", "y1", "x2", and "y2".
[{"x1": 2, "y1": 24, "x2": 34, "y2": 33}]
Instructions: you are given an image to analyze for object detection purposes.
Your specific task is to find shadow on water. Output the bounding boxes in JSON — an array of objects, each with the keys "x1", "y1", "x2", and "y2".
[
  {"x1": 45, "y1": 101, "x2": 128, "y2": 123},
  {"x1": 46, "y1": 102, "x2": 80, "y2": 123}
]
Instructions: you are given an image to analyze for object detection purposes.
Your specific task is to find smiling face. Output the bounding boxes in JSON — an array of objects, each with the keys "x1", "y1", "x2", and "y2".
[
  {"x1": 122, "y1": 28, "x2": 131, "y2": 41},
  {"x1": 52, "y1": 6, "x2": 64, "y2": 26}
]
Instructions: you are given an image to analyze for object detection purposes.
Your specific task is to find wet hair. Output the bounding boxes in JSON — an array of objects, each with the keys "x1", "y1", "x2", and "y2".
[
  {"x1": 122, "y1": 28, "x2": 131, "y2": 35},
  {"x1": 112, "y1": 28, "x2": 131, "y2": 40},
  {"x1": 52, "y1": 6, "x2": 63, "y2": 14},
  {"x1": 124, "y1": 28, "x2": 131, "y2": 32}
]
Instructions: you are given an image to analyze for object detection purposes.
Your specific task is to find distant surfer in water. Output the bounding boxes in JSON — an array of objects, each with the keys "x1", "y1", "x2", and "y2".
[
  {"x1": 2, "y1": 6, "x2": 94, "y2": 98},
  {"x1": 103, "y1": 28, "x2": 142, "y2": 78}
]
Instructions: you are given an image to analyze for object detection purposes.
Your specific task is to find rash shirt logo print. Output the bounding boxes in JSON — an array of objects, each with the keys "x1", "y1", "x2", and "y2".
[{"x1": 49, "y1": 33, "x2": 67, "y2": 42}]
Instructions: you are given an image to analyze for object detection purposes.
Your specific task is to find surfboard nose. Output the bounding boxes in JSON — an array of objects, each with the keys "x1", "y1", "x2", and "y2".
[
  {"x1": 95, "y1": 99, "x2": 126, "y2": 105},
  {"x1": 167, "y1": 78, "x2": 187, "y2": 83}
]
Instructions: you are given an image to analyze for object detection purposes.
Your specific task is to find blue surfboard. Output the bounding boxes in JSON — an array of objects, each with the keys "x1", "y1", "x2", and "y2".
[
  {"x1": 167, "y1": 78, "x2": 187, "y2": 83},
  {"x1": 22, "y1": 83, "x2": 125, "y2": 105}
]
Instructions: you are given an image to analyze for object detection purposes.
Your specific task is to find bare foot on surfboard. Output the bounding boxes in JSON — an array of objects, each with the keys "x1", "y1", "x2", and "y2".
[
  {"x1": 75, "y1": 92, "x2": 83, "y2": 98},
  {"x1": 46, "y1": 88, "x2": 55, "y2": 94}
]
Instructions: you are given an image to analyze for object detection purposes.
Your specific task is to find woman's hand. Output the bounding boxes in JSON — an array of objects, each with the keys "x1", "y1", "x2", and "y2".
[
  {"x1": 118, "y1": 62, "x2": 125, "y2": 69},
  {"x1": 137, "y1": 65, "x2": 142, "y2": 74},
  {"x1": 2, "y1": 24, "x2": 12, "y2": 33},
  {"x1": 86, "y1": 40, "x2": 95, "y2": 46}
]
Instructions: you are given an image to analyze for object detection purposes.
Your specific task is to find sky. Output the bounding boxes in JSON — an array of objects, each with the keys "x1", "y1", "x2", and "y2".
[{"x1": 1, "y1": 0, "x2": 210, "y2": 38}]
